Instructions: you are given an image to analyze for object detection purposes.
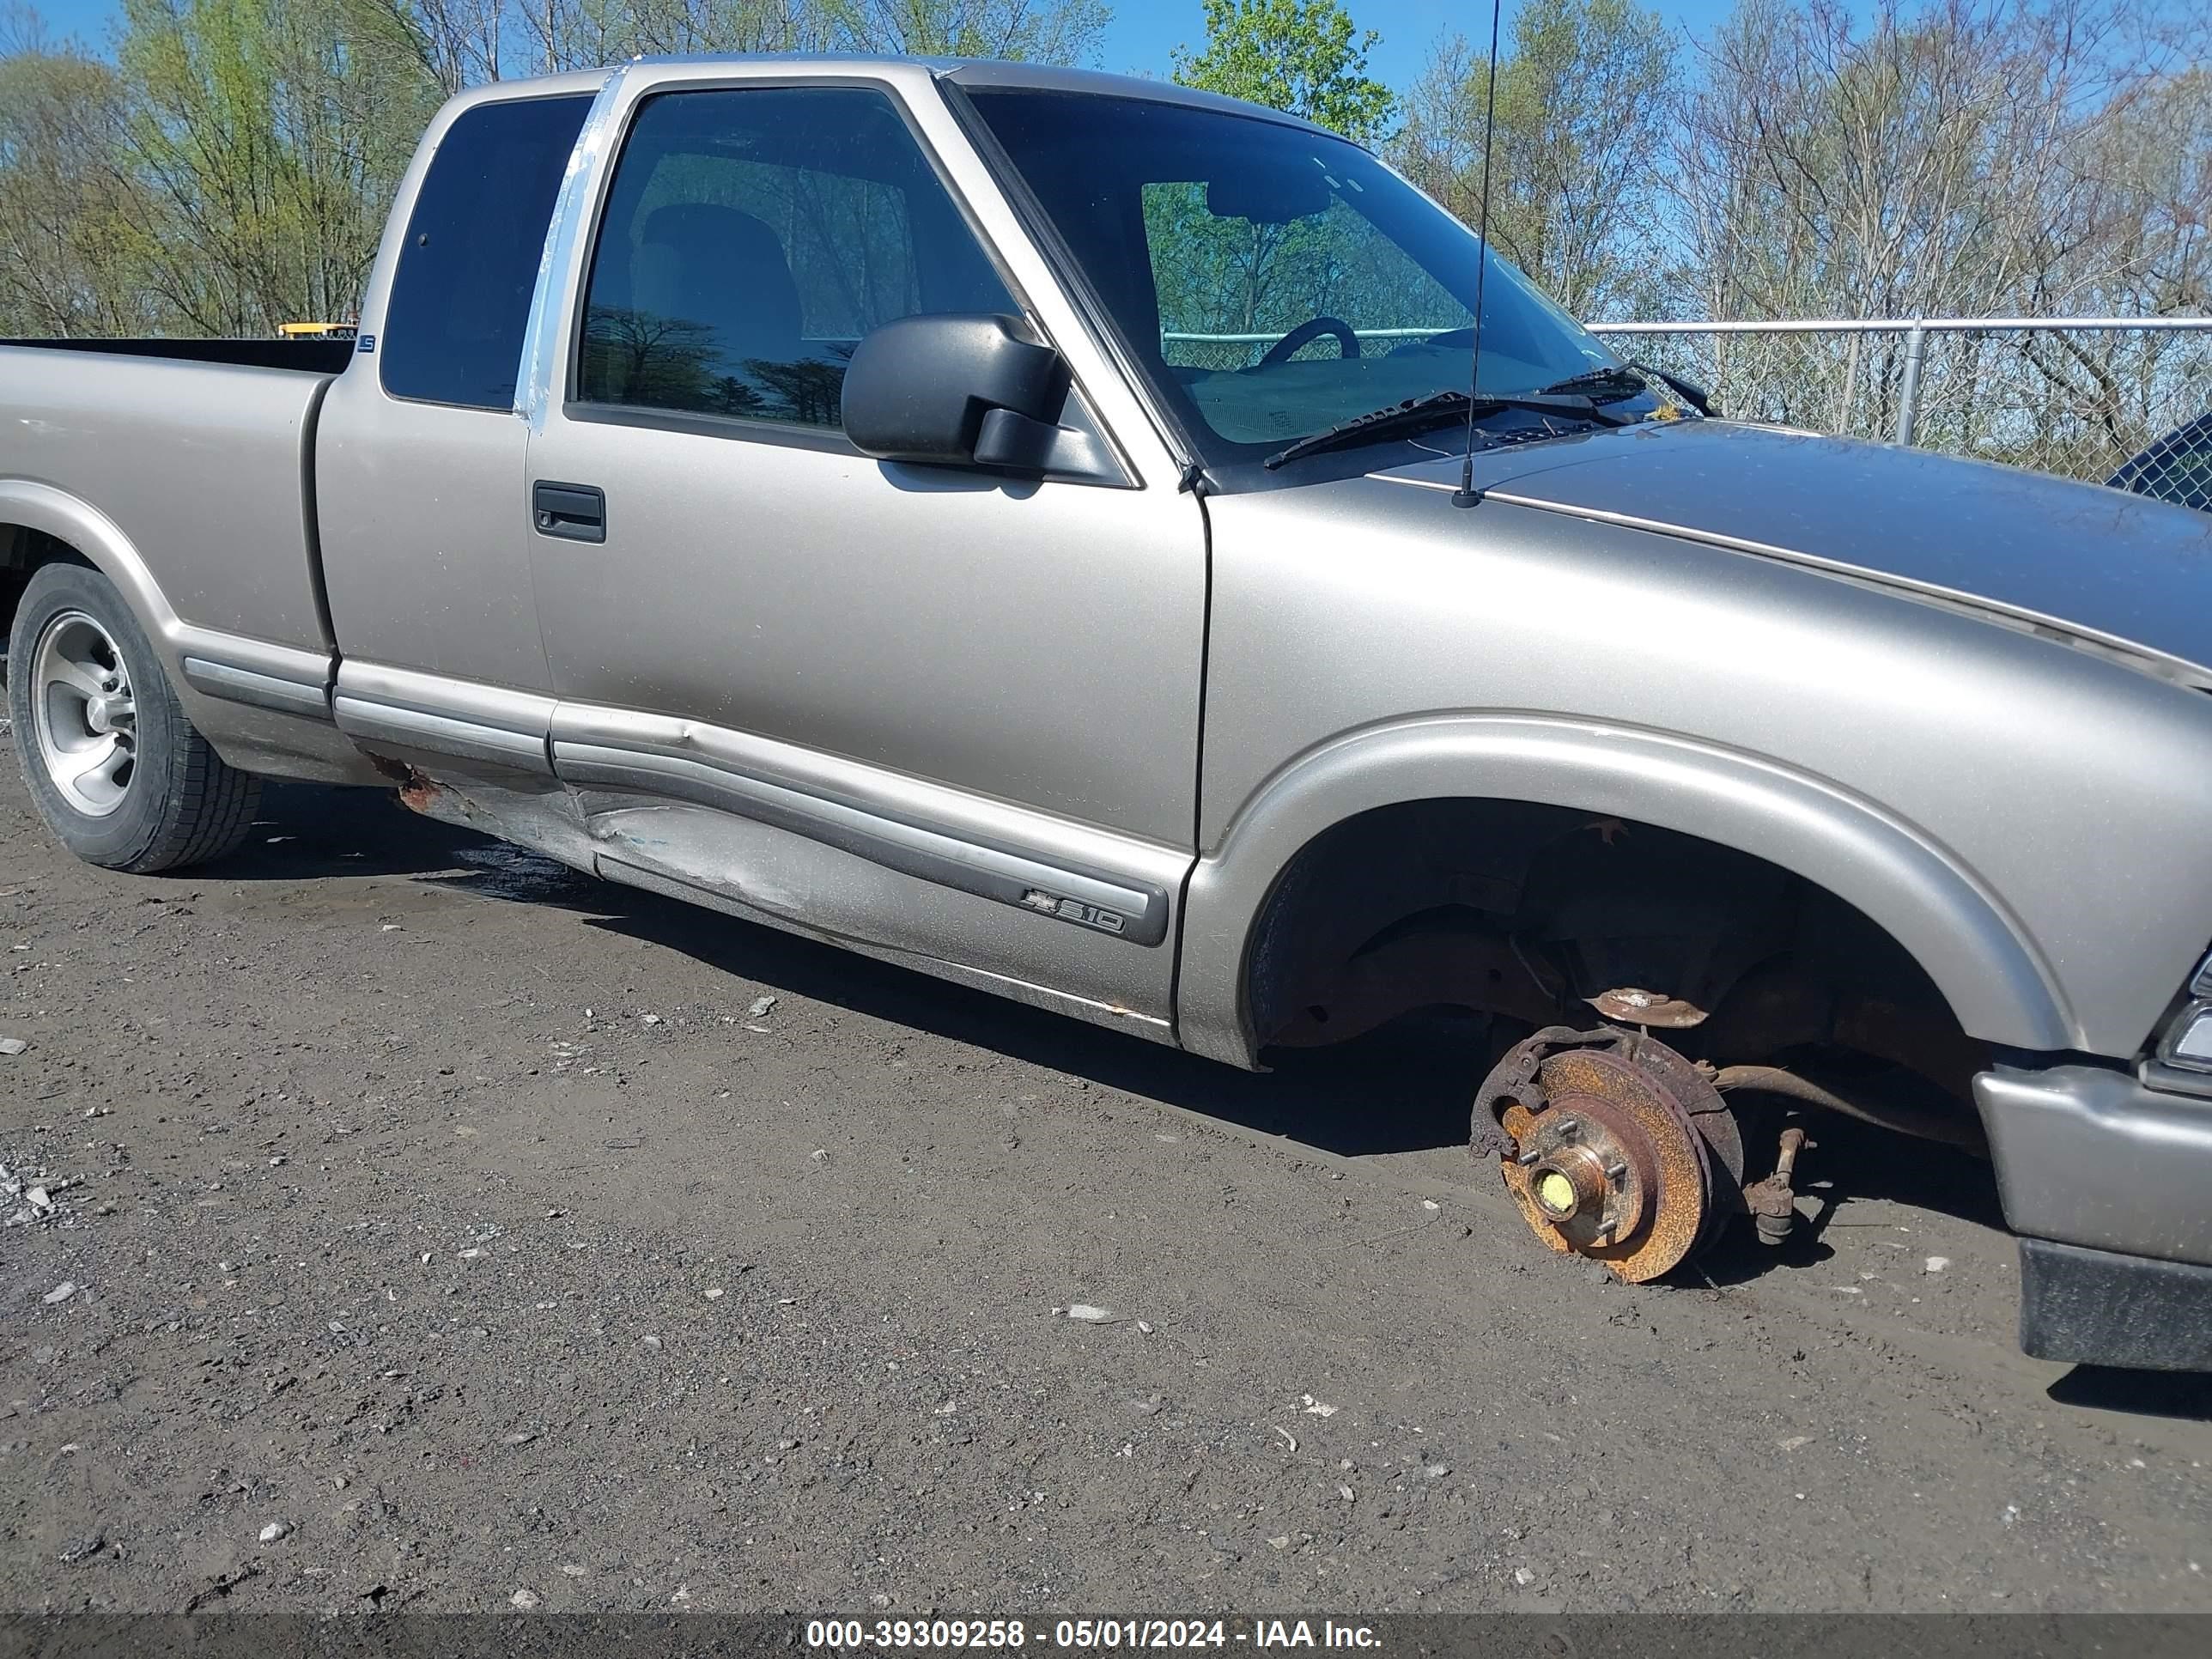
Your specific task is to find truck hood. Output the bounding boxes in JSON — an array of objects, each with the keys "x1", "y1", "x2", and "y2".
[{"x1": 1372, "y1": 419, "x2": 2212, "y2": 687}]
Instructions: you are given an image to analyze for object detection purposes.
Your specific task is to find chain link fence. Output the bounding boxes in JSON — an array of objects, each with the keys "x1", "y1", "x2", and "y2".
[
  {"x1": 2106, "y1": 410, "x2": 2212, "y2": 510},
  {"x1": 1585, "y1": 319, "x2": 2212, "y2": 485}
]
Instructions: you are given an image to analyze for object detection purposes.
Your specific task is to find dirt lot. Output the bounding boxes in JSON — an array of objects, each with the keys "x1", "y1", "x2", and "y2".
[{"x1": 3, "y1": 732, "x2": 2209, "y2": 1616}]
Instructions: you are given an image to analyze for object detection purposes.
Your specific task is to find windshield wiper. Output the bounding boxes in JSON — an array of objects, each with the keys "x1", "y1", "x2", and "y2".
[
  {"x1": 1538, "y1": 366, "x2": 1657, "y2": 403},
  {"x1": 1544, "y1": 362, "x2": 1715, "y2": 416},
  {"x1": 1263, "y1": 387, "x2": 1634, "y2": 471}
]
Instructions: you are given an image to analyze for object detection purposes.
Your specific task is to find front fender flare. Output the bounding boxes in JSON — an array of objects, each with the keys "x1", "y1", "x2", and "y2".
[{"x1": 1176, "y1": 714, "x2": 2073, "y2": 1068}]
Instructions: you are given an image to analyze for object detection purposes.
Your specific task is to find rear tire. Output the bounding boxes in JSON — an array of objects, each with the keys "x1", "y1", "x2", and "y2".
[{"x1": 8, "y1": 562, "x2": 260, "y2": 872}]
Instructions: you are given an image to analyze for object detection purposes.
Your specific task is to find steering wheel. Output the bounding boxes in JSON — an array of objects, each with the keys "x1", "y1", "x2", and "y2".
[{"x1": 1256, "y1": 316, "x2": 1361, "y2": 368}]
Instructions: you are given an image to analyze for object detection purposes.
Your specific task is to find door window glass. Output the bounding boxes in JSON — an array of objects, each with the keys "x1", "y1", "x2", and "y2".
[{"x1": 576, "y1": 86, "x2": 1014, "y2": 428}]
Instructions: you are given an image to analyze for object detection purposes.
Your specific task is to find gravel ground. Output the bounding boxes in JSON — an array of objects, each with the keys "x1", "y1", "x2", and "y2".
[{"x1": 3, "y1": 735, "x2": 2209, "y2": 1616}]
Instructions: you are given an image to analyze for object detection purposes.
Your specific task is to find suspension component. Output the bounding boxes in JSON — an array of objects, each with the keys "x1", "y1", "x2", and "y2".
[
  {"x1": 1741, "y1": 1124, "x2": 1809, "y2": 1247},
  {"x1": 1474, "y1": 1026, "x2": 1745, "y2": 1282}
]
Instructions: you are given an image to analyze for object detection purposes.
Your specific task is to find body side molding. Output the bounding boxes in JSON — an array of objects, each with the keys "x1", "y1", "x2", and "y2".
[
  {"x1": 550, "y1": 702, "x2": 1181, "y2": 945},
  {"x1": 596, "y1": 853, "x2": 1177, "y2": 1040},
  {"x1": 182, "y1": 655, "x2": 333, "y2": 717},
  {"x1": 331, "y1": 660, "x2": 559, "y2": 775}
]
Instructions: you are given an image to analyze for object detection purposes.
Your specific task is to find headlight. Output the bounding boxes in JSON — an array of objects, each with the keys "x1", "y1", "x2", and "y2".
[
  {"x1": 2160, "y1": 1001, "x2": 2212, "y2": 1073},
  {"x1": 2195, "y1": 950, "x2": 2212, "y2": 1000}
]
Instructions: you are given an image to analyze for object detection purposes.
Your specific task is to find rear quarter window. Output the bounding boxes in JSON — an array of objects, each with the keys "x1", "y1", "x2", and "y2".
[{"x1": 380, "y1": 94, "x2": 592, "y2": 410}]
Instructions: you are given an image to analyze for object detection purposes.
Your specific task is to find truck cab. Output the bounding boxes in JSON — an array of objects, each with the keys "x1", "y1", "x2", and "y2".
[{"x1": 7, "y1": 57, "x2": 2212, "y2": 1371}]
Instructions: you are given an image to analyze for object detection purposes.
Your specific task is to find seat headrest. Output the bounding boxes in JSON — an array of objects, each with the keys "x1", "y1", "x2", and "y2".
[{"x1": 631, "y1": 203, "x2": 804, "y2": 362}]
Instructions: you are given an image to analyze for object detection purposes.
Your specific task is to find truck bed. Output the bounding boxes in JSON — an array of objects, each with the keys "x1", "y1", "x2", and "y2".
[
  {"x1": 0, "y1": 343, "x2": 342, "y2": 661},
  {"x1": 0, "y1": 337, "x2": 356, "y2": 375}
]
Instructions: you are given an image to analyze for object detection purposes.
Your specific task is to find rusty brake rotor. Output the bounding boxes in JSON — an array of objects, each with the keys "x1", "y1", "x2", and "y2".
[{"x1": 1474, "y1": 1027, "x2": 1743, "y2": 1283}]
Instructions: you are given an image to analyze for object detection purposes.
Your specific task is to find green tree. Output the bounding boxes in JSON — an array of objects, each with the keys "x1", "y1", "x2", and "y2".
[
  {"x1": 431, "y1": 0, "x2": 1114, "y2": 79},
  {"x1": 1394, "y1": 0, "x2": 1675, "y2": 318},
  {"x1": 0, "y1": 9, "x2": 156, "y2": 334},
  {"x1": 116, "y1": 0, "x2": 442, "y2": 332},
  {"x1": 826, "y1": 0, "x2": 1109, "y2": 61},
  {"x1": 1171, "y1": 0, "x2": 1394, "y2": 143}
]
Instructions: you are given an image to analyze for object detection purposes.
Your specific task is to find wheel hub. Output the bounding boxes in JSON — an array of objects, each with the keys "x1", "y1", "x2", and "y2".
[
  {"x1": 1510, "y1": 1095, "x2": 1648, "y2": 1250},
  {"x1": 30, "y1": 610, "x2": 138, "y2": 817},
  {"x1": 1475, "y1": 1029, "x2": 1744, "y2": 1283}
]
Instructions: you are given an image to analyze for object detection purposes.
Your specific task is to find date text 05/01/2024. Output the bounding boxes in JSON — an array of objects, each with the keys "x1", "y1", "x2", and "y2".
[{"x1": 805, "y1": 1620, "x2": 1383, "y2": 1650}]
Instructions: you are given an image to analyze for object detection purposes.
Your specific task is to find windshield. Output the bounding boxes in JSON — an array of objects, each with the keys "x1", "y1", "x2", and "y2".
[{"x1": 963, "y1": 88, "x2": 1627, "y2": 468}]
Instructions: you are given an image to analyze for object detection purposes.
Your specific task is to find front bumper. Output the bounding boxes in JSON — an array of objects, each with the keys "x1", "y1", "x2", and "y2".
[{"x1": 1973, "y1": 1064, "x2": 2212, "y2": 1369}]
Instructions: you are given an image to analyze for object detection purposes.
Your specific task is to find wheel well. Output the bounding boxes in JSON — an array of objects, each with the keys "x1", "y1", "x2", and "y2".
[
  {"x1": 1245, "y1": 797, "x2": 1989, "y2": 1115},
  {"x1": 1, "y1": 526, "x2": 93, "y2": 661}
]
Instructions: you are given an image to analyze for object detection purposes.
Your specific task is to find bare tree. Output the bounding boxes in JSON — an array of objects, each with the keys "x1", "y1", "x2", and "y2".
[
  {"x1": 363, "y1": 0, "x2": 514, "y2": 93},
  {"x1": 1, "y1": 0, "x2": 2203, "y2": 480},
  {"x1": 1395, "y1": 0, "x2": 1678, "y2": 319},
  {"x1": 1661, "y1": 0, "x2": 2203, "y2": 464},
  {"x1": 0, "y1": 27, "x2": 166, "y2": 334}
]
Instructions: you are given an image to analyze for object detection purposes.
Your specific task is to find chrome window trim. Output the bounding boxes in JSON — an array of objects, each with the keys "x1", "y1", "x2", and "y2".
[
  {"x1": 371, "y1": 87, "x2": 602, "y2": 416},
  {"x1": 519, "y1": 68, "x2": 630, "y2": 431}
]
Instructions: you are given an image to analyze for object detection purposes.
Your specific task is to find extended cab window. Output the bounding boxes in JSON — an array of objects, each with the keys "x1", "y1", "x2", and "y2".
[
  {"x1": 381, "y1": 94, "x2": 592, "y2": 410},
  {"x1": 575, "y1": 86, "x2": 1013, "y2": 429}
]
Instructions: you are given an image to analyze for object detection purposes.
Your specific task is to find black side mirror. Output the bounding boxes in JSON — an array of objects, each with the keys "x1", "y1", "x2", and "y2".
[{"x1": 842, "y1": 313, "x2": 1076, "y2": 472}]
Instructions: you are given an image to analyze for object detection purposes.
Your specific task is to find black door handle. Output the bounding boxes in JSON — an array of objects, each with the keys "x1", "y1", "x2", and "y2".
[{"x1": 532, "y1": 481, "x2": 605, "y2": 543}]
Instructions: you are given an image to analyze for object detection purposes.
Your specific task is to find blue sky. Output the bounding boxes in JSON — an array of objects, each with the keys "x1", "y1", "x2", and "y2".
[
  {"x1": 1097, "y1": 0, "x2": 1749, "y2": 87},
  {"x1": 25, "y1": 0, "x2": 1753, "y2": 80}
]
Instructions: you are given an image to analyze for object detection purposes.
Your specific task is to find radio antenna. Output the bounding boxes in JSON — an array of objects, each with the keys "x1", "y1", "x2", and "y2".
[{"x1": 1452, "y1": 0, "x2": 1506, "y2": 509}]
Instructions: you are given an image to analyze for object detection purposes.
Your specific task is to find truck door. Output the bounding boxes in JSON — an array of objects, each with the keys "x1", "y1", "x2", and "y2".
[
  {"x1": 316, "y1": 84, "x2": 596, "y2": 793},
  {"x1": 523, "y1": 74, "x2": 1205, "y2": 1030}
]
